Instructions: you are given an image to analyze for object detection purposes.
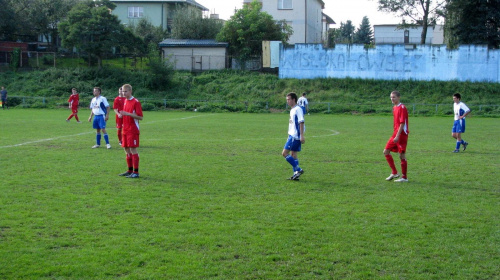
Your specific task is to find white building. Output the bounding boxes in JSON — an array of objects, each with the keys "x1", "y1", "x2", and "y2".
[
  {"x1": 374, "y1": 24, "x2": 444, "y2": 45},
  {"x1": 243, "y1": 0, "x2": 334, "y2": 45}
]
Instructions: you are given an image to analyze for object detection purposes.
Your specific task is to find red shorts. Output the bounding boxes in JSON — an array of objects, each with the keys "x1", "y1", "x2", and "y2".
[
  {"x1": 122, "y1": 133, "x2": 139, "y2": 148},
  {"x1": 115, "y1": 116, "x2": 123, "y2": 129},
  {"x1": 385, "y1": 133, "x2": 408, "y2": 153},
  {"x1": 71, "y1": 107, "x2": 78, "y2": 114}
]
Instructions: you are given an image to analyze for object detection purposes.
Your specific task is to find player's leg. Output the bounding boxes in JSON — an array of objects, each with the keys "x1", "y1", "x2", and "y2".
[
  {"x1": 126, "y1": 135, "x2": 140, "y2": 178},
  {"x1": 119, "y1": 144, "x2": 133, "y2": 176},
  {"x1": 101, "y1": 127, "x2": 110, "y2": 147},
  {"x1": 384, "y1": 137, "x2": 399, "y2": 180}
]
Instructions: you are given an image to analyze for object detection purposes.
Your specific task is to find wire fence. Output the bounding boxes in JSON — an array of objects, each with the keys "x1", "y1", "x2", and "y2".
[{"x1": 5, "y1": 96, "x2": 500, "y2": 116}]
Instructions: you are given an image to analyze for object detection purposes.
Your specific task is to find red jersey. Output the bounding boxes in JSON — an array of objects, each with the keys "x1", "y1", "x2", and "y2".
[
  {"x1": 113, "y1": 96, "x2": 126, "y2": 112},
  {"x1": 68, "y1": 94, "x2": 79, "y2": 108},
  {"x1": 122, "y1": 97, "x2": 143, "y2": 134},
  {"x1": 393, "y1": 103, "x2": 409, "y2": 135}
]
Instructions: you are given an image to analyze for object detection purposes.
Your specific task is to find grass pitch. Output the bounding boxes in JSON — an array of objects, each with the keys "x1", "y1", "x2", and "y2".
[{"x1": 0, "y1": 109, "x2": 499, "y2": 279}]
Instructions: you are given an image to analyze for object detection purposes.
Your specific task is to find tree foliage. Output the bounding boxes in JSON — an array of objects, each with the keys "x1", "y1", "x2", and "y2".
[
  {"x1": 0, "y1": 0, "x2": 77, "y2": 45},
  {"x1": 377, "y1": 0, "x2": 446, "y2": 44},
  {"x1": 128, "y1": 18, "x2": 168, "y2": 53},
  {"x1": 333, "y1": 21, "x2": 355, "y2": 44},
  {"x1": 216, "y1": 0, "x2": 293, "y2": 62},
  {"x1": 444, "y1": 0, "x2": 500, "y2": 49},
  {"x1": 354, "y1": 16, "x2": 374, "y2": 44},
  {"x1": 171, "y1": 6, "x2": 224, "y2": 39},
  {"x1": 59, "y1": 0, "x2": 141, "y2": 68}
]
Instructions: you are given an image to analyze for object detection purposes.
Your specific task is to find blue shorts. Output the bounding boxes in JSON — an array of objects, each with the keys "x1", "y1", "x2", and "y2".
[
  {"x1": 93, "y1": 115, "x2": 107, "y2": 129},
  {"x1": 452, "y1": 119, "x2": 465, "y2": 133},
  {"x1": 283, "y1": 135, "x2": 301, "y2": 152}
]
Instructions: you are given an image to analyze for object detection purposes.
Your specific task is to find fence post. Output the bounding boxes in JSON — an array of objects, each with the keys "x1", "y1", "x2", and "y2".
[
  {"x1": 328, "y1": 102, "x2": 330, "y2": 113},
  {"x1": 413, "y1": 104, "x2": 416, "y2": 116},
  {"x1": 436, "y1": 104, "x2": 438, "y2": 114}
]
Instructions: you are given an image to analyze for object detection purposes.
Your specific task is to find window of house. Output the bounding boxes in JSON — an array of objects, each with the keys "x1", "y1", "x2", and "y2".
[
  {"x1": 128, "y1": 7, "x2": 143, "y2": 18},
  {"x1": 278, "y1": 0, "x2": 293, "y2": 9}
]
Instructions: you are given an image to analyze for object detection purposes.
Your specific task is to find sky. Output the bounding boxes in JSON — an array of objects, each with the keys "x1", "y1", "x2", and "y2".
[{"x1": 197, "y1": 0, "x2": 402, "y2": 28}]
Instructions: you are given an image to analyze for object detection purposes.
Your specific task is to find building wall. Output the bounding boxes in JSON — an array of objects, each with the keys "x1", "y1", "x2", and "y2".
[
  {"x1": 162, "y1": 47, "x2": 226, "y2": 70},
  {"x1": 243, "y1": 0, "x2": 325, "y2": 44},
  {"x1": 279, "y1": 44, "x2": 500, "y2": 82},
  {"x1": 374, "y1": 25, "x2": 444, "y2": 45}
]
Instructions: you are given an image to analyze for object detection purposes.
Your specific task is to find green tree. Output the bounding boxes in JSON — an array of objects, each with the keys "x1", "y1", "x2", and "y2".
[
  {"x1": 171, "y1": 6, "x2": 224, "y2": 39},
  {"x1": 216, "y1": 0, "x2": 293, "y2": 63},
  {"x1": 335, "y1": 21, "x2": 355, "y2": 44},
  {"x1": 444, "y1": 0, "x2": 500, "y2": 49},
  {"x1": 377, "y1": 0, "x2": 446, "y2": 44},
  {"x1": 128, "y1": 18, "x2": 167, "y2": 53},
  {"x1": 59, "y1": 0, "x2": 133, "y2": 68},
  {"x1": 354, "y1": 16, "x2": 374, "y2": 44}
]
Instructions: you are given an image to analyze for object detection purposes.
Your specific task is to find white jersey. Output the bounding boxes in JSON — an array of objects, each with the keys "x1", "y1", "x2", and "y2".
[
  {"x1": 297, "y1": 96, "x2": 308, "y2": 107},
  {"x1": 454, "y1": 102, "x2": 470, "y2": 121},
  {"x1": 288, "y1": 105, "x2": 305, "y2": 139},
  {"x1": 90, "y1": 96, "x2": 110, "y2": 116}
]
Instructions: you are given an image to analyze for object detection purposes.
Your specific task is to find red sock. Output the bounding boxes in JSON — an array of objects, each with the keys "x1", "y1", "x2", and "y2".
[
  {"x1": 117, "y1": 129, "x2": 122, "y2": 143},
  {"x1": 126, "y1": 154, "x2": 133, "y2": 171},
  {"x1": 385, "y1": 154, "x2": 398, "y2": 174},
  {"x1": 401, "y1": 159, "x2": 408, "y2": 179},
  {"x1": 75, "y1": 115, "x2": 79, "y2": 122},
  {"x1": 132, "y1": 153, "x2": 140, "y2": 173},
  {"x1": 67, "y1": 114, "x2": 74, "y2": 120}
]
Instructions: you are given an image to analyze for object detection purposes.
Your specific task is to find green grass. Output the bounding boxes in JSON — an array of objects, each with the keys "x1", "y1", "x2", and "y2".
[{"x1": 0, "y1": 109, "x2": 499, "y2": 279}]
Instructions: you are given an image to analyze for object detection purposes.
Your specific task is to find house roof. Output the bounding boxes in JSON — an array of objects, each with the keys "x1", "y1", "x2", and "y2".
[
  {"x1": 322, "y1": 13, "x2": 335, "y2": 24},
  {"x1": 159, "y1": 39, "x2": 229, "y2": 47},
  {"x1": 111, "y1": 0, "x2": 208, "y2": 11}
]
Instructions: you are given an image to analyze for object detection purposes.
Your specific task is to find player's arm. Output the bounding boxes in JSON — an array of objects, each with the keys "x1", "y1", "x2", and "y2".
[
  {"x1": 299, "y1": 121, "x2": 305, "y2": 143},
  {"x1": 121, "y1": 110, "x2": 143, "y2": 120},
  {"x1": 393, "y1": 123, "x2": 405, "y2": 143},
  {"x1": 88, "y1": 110, "x2": 94, "y2": 122},
  {"x1": 460, "y1": 108, "x2": 471, "y2": 119},
  {"x1": 113, "y1": 108, "x2": 121, "y2": 118},
  {"x1": 104, "y1": 106, "x2": 110, "y2": 121}
]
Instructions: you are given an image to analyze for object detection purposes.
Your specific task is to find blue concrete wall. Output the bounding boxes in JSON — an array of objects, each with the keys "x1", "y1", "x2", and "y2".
[{"x1": 279, "y1": 44, "x2": 500, "y2": 83}]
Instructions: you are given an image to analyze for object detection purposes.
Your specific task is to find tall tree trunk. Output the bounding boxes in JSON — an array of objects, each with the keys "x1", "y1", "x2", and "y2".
[{"x1": 420, "y1": 0, "x2": 431, "y2": 44}]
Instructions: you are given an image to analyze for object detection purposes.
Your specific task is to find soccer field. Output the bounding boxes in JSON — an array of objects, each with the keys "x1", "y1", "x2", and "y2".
[{"x1": 0, "y1": 109, "x2": 499, "y2": 279}]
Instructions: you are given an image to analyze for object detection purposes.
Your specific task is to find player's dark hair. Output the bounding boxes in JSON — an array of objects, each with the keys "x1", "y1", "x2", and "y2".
[
  {"x1": 391, "y1": 90, "x2": 401, "y2": 97},
  {"x1": 302, "y1": 92, "x2": 307, "y2": 96},
  {"x1": 453, "y1": 93, "x2": 461, "y2": 100},
  {"x1": 287, "y1": 92, "x2": 298, "y2": 102},
  {"x1": 94, "y1": 87, "x2": 101, "y2": 94}
]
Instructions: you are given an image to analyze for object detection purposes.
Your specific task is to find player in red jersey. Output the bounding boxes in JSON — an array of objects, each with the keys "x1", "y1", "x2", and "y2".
[
  {"x1": 118, "y1": 84, "x2": 143, "y2": 178},
  {"x1": 66, "y1": 88, "x2": 81, "y2": 123},
  {"x1": 383, "y1": 90, "x2": 409, "y2": 182},
  {"x1": 113, "y1": 87, "x2": 126, "y2": 145}
]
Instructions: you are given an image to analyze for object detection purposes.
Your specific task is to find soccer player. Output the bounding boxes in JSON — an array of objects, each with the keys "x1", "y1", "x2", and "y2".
[
  {"x1": 88, "y1": 87, "x2": 111, "y2": 149},
  {"x1": 297, "y1": 92, "x2": 309, "y2": 115},
  {"x1": 282, "y1": 92, "x2": 305, "y2": 180},
  {"x1": 118, "y1": 84, "x2": 143, "y2": 179},
  {"x1": 383, "y1": 90, "x2": 409, "y2": 182},
  {"x1": 452, "y1": 93, "x2": 471, "y2": 153},
  {"x1": 113, "y1": 87, "x2": 126, "y2": 146},
  {"x1": 66, "y1": 88, "x2": 81, "y2": 123},
  {"x1": 1, "y1": 86, "x2": 8, "y2": 109}
]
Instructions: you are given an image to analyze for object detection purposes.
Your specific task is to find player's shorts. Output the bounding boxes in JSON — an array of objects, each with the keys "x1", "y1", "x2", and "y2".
[
  {"x1": 452, "y1": 119, "x2": 466, "y2": 133},
  {"x1": 284, "y1": 135, "x2": 301, "y2": 152},
  {"x1": 122, "y1": 132, "x2": 139, "y2": 148},
  {"x1": 92, "y1": 115, "x2": 106, "y2": 129},
  {"x1": 385, "y1": 133, "x2": 408, "y2": 153},
  {"x1": 71, "y1": 107, "x2": 78, "y2": 114},
  {"x1": 115, "y1": 116, "x2": 123, "y2": 129}
]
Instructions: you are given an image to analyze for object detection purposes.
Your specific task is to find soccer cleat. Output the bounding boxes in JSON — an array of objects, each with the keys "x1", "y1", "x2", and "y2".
[
  {"x1": 453, "y1": 149, "x2": 460, "y2": 153},
  {"x1": 77, "y1": 121, "x2": 82, "y2": 123},
  {"x1": 106, "y1": 144, "x2": 111, "y2": 149},
  {"x1": 127, "y1": 173, "x2": 139, "y2": 178},
  {"x1": 118, "y1": 141, "x2": 122, "y2": 146},
  {"x1": 462, "y1": 141, "x2": 468, "y2": 151},
  {"x1": 66, "y1": 119, "x2": 70, "y2": 123},
  {"x1": 386, "y1": 173, "x2": 400, "y2": 181},
  {"x1": 394, "y1": 178, "x2": 409, "y2": 182},
  {"x1": 291, "y1": 169, "x2": 304, "y2": 180},
  {"x1": 92, "y1": 145, "x2": 100, "y2": 148},
  {"x1": 118, "y1": 171, "x2": 132, "y2": 176}
]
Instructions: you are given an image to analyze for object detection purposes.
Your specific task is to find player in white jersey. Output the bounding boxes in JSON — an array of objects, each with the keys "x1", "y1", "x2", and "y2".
[
  {"x1": 282, "y1": 92, "x2": 305, "y2": 180},
  {"x1": 452, "y1": 93, "x2": 471, "y2": 153},
  {"x1": 88, "y1": 87, "x2": 111, "y2": 149},
  {"x1": 297, "y1": 92, "x2": 309, "y2": 115}
]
